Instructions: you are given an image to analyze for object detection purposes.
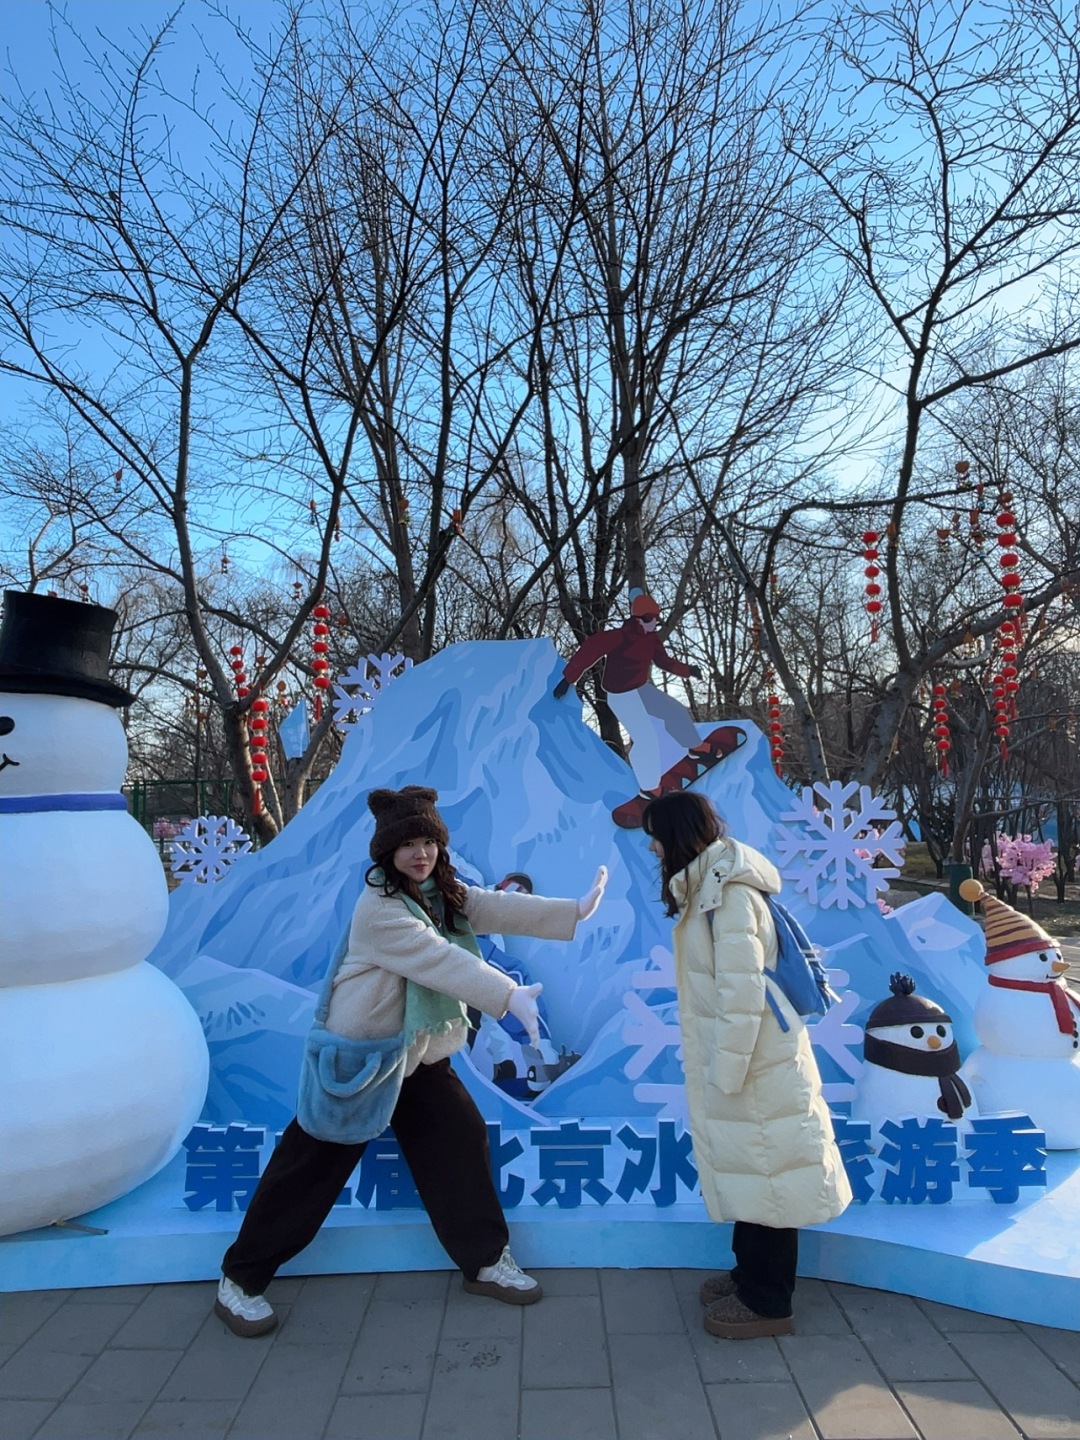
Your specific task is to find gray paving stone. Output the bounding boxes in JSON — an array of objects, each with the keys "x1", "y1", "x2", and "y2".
[
  {"x1": 324, "y1": 1392, "x2": 427, "y2": 1440},
  {"x1": 373, "y1": 1271, "x2": 450, "y2": 1303},
  {"x1": 69, "y1": 1287, "x2": 153, "y2": 1306},
  {"x1": 778, "y1": 1334, "x2": 918, "y2": 1439},
  {"x1": 697, "y1": 1334, "x2": 791, "y2": 1385},
  {"x1": 948, "y1": 1331, "x2": 1080, "y2": 1439},
  {"x1": 893, "y1": 1381, "x2": 1022, "y2": 1440},
  {"x1": 916, "y1": 1297, "x2": 1020, "y2": 1332},
  {"x1": 520, "y1": 1386, "x2": 617, "y2": 1440},
  {"x1": 829, "y1": 1287, "x2": 973, "y2": 1381},
  {"x1": 532, "y1": 1269, "x2": 600, "y2": 1296},
  {"x1": 65, "y1": 1348, "x2": 183, "y2": 1405},
  {"x1": 0, "y1": 1349, "x2": 91, "y2": 1401},
  {"x1": 227, "y1": 1342, "x2": 352, "y2": 1439},
  {"x1": 341, "y1": 1298, "x2": 443, "y2": 1394},
  {"x1": 110, "y1": 1286, "x2": 216, "y2": 1350},
  {"x1": 795, "y1": 1279, "x2": 854, "y2": 1335},
  {"x1": 0, "y1": 1293, "x2": 72, "y2": 1348},
  {"x1": 441, "y1": 1287, "x2": 524, "y2": 1340},
  {"x1": 1021, "y1": 1323, "x2": 1080, "y2": 1384},
  {"x1": 272, "y1": 1273, "x2": 374, "y2": 1346},
  {"x1": 154, "y1": 1321, "x2": 272, "y2": 1402},
  {"x1": 264, "y1": 1277, "x2": 306, "y2": 1302},
  {"x1": 522, "y1": 1294, "x2": 608, "y2": 1389},
  {"x1": 705, "y1": 1380, "x2": 816, "y2": 1440},
  {"x1": 599, "y1": 1269, "x2": 683, "y2": 1334},
  {"x1": 32, "y1": 1399, "x2": 147, "y2": 1439},
  {"x1": 0, "y1": 1398, "x2": 57, "y2": 1440},
  {"x1": 130, "y1": 1398, "x2": 240, "y2": 1438},
  {"x1": 17, "y1": 1302, "x2": 136, "y2": 1356},
  {"x1": 422, "y1": 1336, "x2": 521, "y2": 1440},
  {"x1": 608, "y1": 1332, "x2": 716, "y2": 1440}
]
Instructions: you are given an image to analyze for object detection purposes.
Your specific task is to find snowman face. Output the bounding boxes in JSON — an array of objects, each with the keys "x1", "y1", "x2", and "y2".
[
  {"x1": 993, "y1": 948, "x2": 1068, "y2": 981},
  {"x1": 0, "y1": 692, "x2": 127, "y2": 795},
  {"x1": 870, "y1": 1019, "x2": 953, "y2": 1052}
]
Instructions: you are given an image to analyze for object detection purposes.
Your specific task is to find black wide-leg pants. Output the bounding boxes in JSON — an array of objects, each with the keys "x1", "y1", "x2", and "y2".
[
  {"x1": 731, "y1": 1221, "x2": 798, "y2": 1318},
  {"x1": 222, "y1": 1058, "x2": 509, "y2": 1296}
]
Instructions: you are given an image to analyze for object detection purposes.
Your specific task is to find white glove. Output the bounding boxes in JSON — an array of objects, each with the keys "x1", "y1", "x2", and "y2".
[
  {"x1": 577, "y1": 866, "x2": 608, "y2": 920},
  {"x1": 507, "y1": 982, "x2": 543, "y2": 1048}
]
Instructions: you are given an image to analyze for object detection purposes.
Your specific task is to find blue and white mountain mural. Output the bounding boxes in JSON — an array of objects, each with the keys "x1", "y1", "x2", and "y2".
[{"x1": 149, "y1": 637, "x2": 987, "y2": 1134}]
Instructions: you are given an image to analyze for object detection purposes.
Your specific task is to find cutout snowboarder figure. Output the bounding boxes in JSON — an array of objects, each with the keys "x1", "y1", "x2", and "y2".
[
  {"x1": 553, "y1": 592, "x2": 744, "y2": 828},
  {"x1": 959, "y1": 877, "x2": 1080, "y2": 1148}
]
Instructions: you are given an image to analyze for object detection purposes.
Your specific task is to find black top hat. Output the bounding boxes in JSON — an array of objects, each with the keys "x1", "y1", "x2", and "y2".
[{"x1": 0, "y1": 591, "x2": 135, "y2": 707}]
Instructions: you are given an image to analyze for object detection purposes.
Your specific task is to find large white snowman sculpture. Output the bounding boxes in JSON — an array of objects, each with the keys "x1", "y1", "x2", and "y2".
[
  {"x1": 0, "y1": 591, "x2": 208, "y2": 1235},
  {"x1": 959, "y1": 876, "x2": 1080, "y2": 1150}
]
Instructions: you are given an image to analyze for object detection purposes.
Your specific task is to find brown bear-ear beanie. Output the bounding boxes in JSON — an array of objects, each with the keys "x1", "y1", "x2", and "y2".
[{"x1": 368, "y1": 785, "x2": 449, "y2": 859}]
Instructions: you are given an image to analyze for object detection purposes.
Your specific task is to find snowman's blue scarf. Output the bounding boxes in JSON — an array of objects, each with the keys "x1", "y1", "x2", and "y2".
[{"x1": 0, "y1": 793, "x2": 129, "y2": 813}]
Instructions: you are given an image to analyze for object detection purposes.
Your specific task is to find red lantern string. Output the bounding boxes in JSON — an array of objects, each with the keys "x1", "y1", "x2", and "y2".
[
  {"x1": 312, "y1": 602, "x2": 332, "y2": 722},
  {"x1": 931, "y1": 683, "x2": 951, "y2": 777},
  {"x1": 994, "y1": 491, "x2": 1024, "y2": 758},
  {"x1": 862, "y1": 530, "x2": 883, "y2": 642},
  {"x1": 748, "y1": 597, "x2": 762, "y2": 653},
  {"x1": 249, "y1": 697, "x2": 270, "y2": 784},
  {"x1": 764, "y1": 670, "x2": 784, "y2": 776},
  {"x1": 229, "y1": 645, "x2": 248, "y2": 700}
]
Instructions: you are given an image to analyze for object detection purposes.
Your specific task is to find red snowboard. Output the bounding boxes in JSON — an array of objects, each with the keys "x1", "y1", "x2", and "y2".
[{"x1": 611, "y1": 725, "x2": 747, "y2": 829}]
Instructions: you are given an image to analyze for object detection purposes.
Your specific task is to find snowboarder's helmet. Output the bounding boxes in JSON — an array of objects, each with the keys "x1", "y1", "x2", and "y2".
[{"x1": 630, "y1": 593, "x2": 661, "y2": 619}]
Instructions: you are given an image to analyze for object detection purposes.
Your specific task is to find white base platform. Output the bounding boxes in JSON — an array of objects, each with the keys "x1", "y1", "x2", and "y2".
[{"x1": 2, "y1": 1152, "x2": 1078, "y2": 1330}]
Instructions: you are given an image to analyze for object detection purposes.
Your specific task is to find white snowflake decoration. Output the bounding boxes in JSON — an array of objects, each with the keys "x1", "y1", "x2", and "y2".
[
  {"x1": 332, "y1": 651, "x2": 414, "y2": 731},
  {"x1": 774, "y1": 780, "x2": 904, "y2": 910},
  {"x1": 170, "y1": 815, "x2": 252, "y2": 885}
]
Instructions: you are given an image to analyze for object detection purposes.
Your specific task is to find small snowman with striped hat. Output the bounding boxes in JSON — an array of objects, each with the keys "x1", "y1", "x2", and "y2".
[{"x1": 960, "y1": 877, "x2": 1080, "y2": 1149}]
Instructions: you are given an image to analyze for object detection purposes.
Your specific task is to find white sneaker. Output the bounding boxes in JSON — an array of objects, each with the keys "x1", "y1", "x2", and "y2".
[
  {"x1": 214, "y1": 1275, "x2": 278, "y2": 1337},
  {"x1": 463, "y1": 1246, "x2": 543, "y2": 1305}
]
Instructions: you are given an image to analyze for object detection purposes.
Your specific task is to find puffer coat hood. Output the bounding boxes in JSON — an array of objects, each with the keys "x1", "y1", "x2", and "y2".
[{"x1": 669, "y1": 837, "x2": 851, "y2": 1230}]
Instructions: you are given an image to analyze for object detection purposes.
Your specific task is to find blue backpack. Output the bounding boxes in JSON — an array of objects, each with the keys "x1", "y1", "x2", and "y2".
[{"x1": 761, "y1": 895, "x2": 836, "y2": 1031}]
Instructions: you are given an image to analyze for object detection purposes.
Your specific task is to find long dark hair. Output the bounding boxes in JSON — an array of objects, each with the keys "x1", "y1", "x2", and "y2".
[
  {"x1": 641, "y1": 791, "x2": 725, "y2": 916},
  {"x1": 366, "y1": 844, "x2": 469, "y2": 933}
]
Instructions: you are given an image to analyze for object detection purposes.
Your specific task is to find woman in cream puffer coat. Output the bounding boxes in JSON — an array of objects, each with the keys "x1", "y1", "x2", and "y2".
[{"x1": 642, "y1": 791, "x2": 850, "y2": 1341}]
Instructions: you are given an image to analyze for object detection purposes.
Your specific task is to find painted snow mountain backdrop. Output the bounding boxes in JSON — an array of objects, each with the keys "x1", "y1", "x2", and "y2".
[{"x1": 149, "y1": 638, "x2": 987, "y2": 1132}]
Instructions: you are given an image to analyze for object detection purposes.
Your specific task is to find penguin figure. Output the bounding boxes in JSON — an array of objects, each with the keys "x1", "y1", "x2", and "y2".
[
  {"x1": 851, "y1": 973, "x2": 976, "y2": 1142},
  {"x1": 960, "y1": 877, "x2": 1080, "y2": 1149}
]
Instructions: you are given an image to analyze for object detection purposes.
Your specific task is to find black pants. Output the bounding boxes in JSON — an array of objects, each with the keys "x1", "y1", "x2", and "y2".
[
  {"x1": 222, "y1": 1058, "x2": 509, "y2": 1295},
  {"x1": 731, "y1": 1221, "x2": 798, "y2": 1318}
]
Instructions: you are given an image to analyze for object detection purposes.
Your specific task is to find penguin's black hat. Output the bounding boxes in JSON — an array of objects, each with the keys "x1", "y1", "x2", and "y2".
[
  {"x1": 865, "y1": 973, "x2": 952, "y2": 1030},
  {"x1": 0, "y1": 590, "x2": 135, "y2": 708}
]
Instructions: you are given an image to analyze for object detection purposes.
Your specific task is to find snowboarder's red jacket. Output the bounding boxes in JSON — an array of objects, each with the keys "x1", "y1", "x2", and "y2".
[{"x1": 562, "y1": 620, "x2": 694, "y2": 694}]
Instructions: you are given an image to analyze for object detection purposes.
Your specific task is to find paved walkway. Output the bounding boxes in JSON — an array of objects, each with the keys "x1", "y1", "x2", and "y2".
[{"x1": 2, "y1": 1270, "x2": 1078, "y2": 1440}]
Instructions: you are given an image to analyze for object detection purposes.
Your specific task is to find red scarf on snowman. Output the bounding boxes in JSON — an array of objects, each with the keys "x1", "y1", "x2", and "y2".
[{"x1": 988, "y1": 973, "x2": 1080, "y2": 1035}]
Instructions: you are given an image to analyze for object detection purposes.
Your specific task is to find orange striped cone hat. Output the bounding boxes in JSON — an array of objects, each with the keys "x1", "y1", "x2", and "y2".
[{"x1": 958, "y1": 878, "x2": 1059, "y2": 965}]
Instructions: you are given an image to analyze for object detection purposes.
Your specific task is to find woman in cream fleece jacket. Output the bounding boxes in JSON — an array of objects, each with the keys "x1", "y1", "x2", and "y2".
[{"x1": 214, "y1": 785, "x2": 606, "y2": 1338}]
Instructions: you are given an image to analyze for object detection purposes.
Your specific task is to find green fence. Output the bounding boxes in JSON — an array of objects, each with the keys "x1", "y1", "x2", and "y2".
[{"x1": 125, "y1": 778, "x2": 237, "y2": 844}]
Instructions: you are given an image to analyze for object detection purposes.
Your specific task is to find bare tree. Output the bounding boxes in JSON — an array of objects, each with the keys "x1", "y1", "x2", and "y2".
[
  {"x1": 473, "y1": 0, "x2": 845, "y2": 753},
  {"x1": 755, "y1": 0, "x2": 1080, "y2": 786}
]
